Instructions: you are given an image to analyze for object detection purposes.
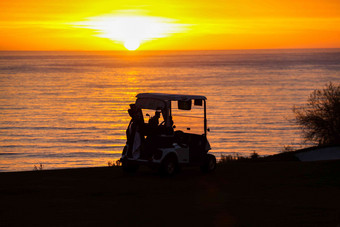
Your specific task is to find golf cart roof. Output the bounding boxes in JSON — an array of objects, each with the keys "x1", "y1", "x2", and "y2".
[{"x1": 136, "y1": 93, "x2": 207, "y2": 101}]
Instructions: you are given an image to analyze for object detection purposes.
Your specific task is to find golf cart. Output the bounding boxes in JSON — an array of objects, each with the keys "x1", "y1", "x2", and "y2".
[{"x1": 120, "y1": 93, "x2": 216, "y2": 175}]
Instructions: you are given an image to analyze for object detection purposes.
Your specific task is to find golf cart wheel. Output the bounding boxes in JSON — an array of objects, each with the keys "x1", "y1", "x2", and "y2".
[
  {"x1": 160, "y1": 156, "x2": 178, "y2": 176},
  {"x1": 122, "y1": 160, "x2": 139, "y2": 173},
  {"x1": 201, "y1": 154, "x2": 216, "y2": 173}
]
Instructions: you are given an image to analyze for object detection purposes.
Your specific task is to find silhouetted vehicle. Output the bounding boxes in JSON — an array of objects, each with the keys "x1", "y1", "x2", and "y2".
[{"x1": 120, "y1": 93, "x2": 216, "y2": 176}]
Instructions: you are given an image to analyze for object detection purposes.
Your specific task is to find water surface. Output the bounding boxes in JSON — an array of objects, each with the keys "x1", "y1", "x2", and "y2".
[{"x1": 1, "y1": 49, "x2": 340, "y2": 171}]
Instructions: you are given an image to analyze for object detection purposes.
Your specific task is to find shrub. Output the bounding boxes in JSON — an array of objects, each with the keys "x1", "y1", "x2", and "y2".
[
  {"x1": 218, "y1": 152, "x2": 260, "y2": 165},
  {"x1": 219, "y1": 154, "x2": 239, "y2": 164},
  {"x1": 33, "y1": 163, "x2": 44, "y2": 171},
  {"x1": 293, "y1": 82, "x2": 340, "y2": 146},
  {"x1": 250, "y1": 151, "x2": 259, "y2": 159},
  {"x1": 108, "y1": 160, "x2": 121, "y2": 167},
  {"x1": 281, "y1": 145, "x2": 294, "y2": 153}
]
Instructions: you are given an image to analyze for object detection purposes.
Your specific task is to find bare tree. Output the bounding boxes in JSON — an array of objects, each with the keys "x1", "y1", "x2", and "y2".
[{"x1": 293, "y1": 82, "x2": 340, "y2": 146}]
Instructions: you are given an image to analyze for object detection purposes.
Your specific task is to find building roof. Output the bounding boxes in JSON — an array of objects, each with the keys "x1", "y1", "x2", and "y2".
[{"x1": 136, "y1": 93, "x2": 207, "y2": 101}]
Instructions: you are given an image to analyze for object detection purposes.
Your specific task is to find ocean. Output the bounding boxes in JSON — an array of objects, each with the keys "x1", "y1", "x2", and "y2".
[{"x1": 1, "y1": 49, "x2": 340, "y2": 171}]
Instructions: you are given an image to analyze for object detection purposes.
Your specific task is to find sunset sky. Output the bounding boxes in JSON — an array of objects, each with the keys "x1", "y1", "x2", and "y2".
[{"x1": 1, "y1": 0, "x2": 339, "y2": 50}]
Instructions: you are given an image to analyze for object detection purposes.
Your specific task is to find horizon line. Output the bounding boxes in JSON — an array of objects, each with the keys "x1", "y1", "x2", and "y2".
[{"x1": 1, "y1": 47, "x2": 340, "y2": 52}]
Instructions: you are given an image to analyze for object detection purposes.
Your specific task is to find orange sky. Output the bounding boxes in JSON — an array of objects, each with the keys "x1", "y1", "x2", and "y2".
[{"x1": 0, "y1": 0, "x2": 339, "y2": 50}]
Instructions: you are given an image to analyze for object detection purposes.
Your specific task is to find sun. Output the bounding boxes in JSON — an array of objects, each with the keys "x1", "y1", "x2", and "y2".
[
  {"x1": 124, "y1": 39, "x2": 140, "y2": 51},
  {"x1": 73, "y1": 11, "x2": 186, "y2": 51}
]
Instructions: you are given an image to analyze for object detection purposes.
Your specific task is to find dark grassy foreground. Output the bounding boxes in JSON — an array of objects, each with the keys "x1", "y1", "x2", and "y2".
[{"x1": 0, "y1": 161, "x2": 340, "y2": 227}]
